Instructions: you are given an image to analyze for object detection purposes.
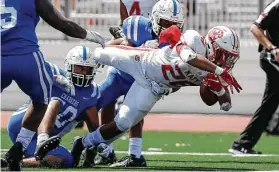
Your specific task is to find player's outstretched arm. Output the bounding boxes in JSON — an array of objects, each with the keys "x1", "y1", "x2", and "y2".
[
  {"x1": 36, "y1": 0, "x2": 105, "y2": 47},
  {"x1": 186, "y1": 53, "x2": 242, "y2": 94}
]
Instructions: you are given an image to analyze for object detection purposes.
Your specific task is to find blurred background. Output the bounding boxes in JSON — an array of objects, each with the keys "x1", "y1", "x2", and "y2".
[{"x1": 1, "y1": 0, "x2": 275, "y2": 115}]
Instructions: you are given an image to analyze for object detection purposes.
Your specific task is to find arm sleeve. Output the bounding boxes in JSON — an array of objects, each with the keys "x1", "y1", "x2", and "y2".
[
  {"x1": 177, "y1": 45, "x2": 197, "y2": 63},
  {"x1": 254, "y1": 2, "x2": 279, "y2": 30}
]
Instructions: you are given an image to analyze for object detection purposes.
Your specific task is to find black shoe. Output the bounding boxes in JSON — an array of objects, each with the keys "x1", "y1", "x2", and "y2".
[
  {"x1": 82, "y1": 147, "x2": 97, "y2": 167},
  {"x1": 94, "y1": 149, "x2": 117, "y2": 165},
  {"x1": 110, "y1": 154, "x2": 147, "y2": 167},
  {"x1": 109, "y1": 26, "x2": 125, "y2": 39},
  {"x1": 5, "y1": 142, "x2": 23, "y2": 171},
  {"x1": 1, "y1": 158, "x2": 8, "y2": 168},
  {"x1": 229, "y1": 146, "x2": 262, "y2": 155},
  {"x1": 35, "y1": 136, "x2": 61, "y2": 160},
  {"x1": 71, "y1": 136, "x2": 85, "y2": 167}
]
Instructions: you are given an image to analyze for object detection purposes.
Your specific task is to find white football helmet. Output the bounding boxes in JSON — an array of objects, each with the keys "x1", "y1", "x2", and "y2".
[
  {"x1": 151, "y1": 0, "x2": 185, "y2": 36},
  {"x1": 65, "y1": 46, "x2": 100, "y2": 87},
  {"x1": 205, "y1": 26, "x2": 240, "y2": 70}
]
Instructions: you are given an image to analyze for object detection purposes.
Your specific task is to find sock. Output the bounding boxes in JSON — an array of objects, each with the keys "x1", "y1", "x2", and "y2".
[
  {"x1": 82, "y1": 127, "x2": 105, "y2": 148},
  {"x1": 108, "y1": 143, "x2": 114, "y2": 153},
  {"x1": 128, "y1": 138, "x2": 142, "y2": 158},
  {"x1": 16, "y1": 127, "x2": 36, "y2": 151}
]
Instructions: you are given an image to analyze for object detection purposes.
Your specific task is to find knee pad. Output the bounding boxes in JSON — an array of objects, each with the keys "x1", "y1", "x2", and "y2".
[{"x1": 114, "y1": 116, "x2": 132, "y2": 132}]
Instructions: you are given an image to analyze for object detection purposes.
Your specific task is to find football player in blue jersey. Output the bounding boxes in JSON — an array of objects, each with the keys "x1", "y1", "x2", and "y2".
[
  {"x1": 2, "y1": 46, "x2": 101, "y2": 169},
  {"x1": 1, "y1": 0, "x2": 104, "y2": 171},
  {"x1": 93, "y1": 0, "x2": 185, "y2": 167}
]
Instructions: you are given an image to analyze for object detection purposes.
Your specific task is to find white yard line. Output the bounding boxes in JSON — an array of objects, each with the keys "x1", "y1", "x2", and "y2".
[{"x1": 1, "y1": 149, "x2": 279, "y2": 157}]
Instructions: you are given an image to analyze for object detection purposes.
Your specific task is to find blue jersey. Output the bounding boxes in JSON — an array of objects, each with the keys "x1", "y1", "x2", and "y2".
[
  {"x1": 51, "y1": 81, "x2": 100, "y2": 136},
  {"x1": 122, "y1": 16, "x2": 157, "y2": 47},
  {"x1": 1, "y1": 0, "x2": 40, "y2": 55}
]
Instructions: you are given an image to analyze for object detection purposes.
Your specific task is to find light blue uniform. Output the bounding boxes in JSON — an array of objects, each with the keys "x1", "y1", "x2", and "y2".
[
  {"x1": 1, "y1": 0, "x2": 52, "y2": 104},
  {"x1": 8, "y1": 62, "x2": 100, "y2": 167}
]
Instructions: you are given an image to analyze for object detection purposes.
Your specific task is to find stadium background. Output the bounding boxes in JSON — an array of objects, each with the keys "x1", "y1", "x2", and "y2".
[{"x1": 1, "y1": 0, "x2": 275, "y2": 115}]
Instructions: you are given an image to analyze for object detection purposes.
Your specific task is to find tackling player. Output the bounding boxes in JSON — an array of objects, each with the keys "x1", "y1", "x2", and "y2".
[
  {"x1": 2, "y1": 46, "x2": 101, "y2": 169},
  {"x1": 96, "y1": 0, "x2": 185, "y2": 167},
  {"x1": 36, "y1": 25, "x2": 242, "y2": 164},
  {"x1": 1, "y1": 0, "x2": 104, "y2": 171}
]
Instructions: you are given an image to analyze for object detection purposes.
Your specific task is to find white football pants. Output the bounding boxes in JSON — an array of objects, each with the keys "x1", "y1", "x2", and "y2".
[{"x1": 94, "y1": 46, "x2": 161, "y2": 131}]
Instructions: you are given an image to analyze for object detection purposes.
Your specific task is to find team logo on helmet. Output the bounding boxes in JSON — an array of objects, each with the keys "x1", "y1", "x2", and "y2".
[{"x1": 208, "y1": 28, "x2": 224, "y2": 41}]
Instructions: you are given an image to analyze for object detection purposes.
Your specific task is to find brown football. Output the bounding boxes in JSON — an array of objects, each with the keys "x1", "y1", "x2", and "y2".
[{"x1": 199, "y1": 83, "x2": 218, "y2": 106}]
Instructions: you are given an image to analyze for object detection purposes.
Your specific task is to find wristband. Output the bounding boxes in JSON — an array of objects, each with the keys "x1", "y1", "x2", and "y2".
[{"x1": 214, "y1": 66, "x2": 224, "y2": 76}]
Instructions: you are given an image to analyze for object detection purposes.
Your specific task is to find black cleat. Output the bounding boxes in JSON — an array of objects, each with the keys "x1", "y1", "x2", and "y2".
[
  {"x1": 109, "y1": 26, "x2": 125, "y2": 39},
  {"x1": 1, "y1": 158, "x2": 8, "y2": 168},
  {"x1": 5, "y1": 142, "x2": 23, "y2": 171},
  {"x1": 71, "y1": 136, "x2": 85, "y2": 167},
  {"x1": 82, "y1": 147, "x2": 97, "y2": 167},
  {"x1": 94, "y1": 149, "x2": 117, "y2": 165},
  {"x1": 229, "y1": 146, "x2": 262, "y2": 155},
  {"x1": 110, "y1": 154, "x2": 147, "y2": 167},
  {"x1": 35, "y1": 136, "x2": 61, "y2": 161}
]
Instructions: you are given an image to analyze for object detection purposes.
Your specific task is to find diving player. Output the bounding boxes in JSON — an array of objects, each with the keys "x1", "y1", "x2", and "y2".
[{"x1": 96, "y1": 0, "x2": 185, "y2": 167}]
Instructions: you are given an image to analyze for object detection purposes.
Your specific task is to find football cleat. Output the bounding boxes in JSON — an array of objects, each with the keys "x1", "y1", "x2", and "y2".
[
  {"x1": 82, "y1": 147, "x2": 97, "y2": 167},
  {"x1": 71, "y1": 136, "x2": 85, "y2": 167},
  {"x1": 110, "y1": 154, "x2": 147, "y2": 167},
  {"x1": 5, "y1": 142, "x2": 23, "y2": 171},
  {"x1": 229, "y1": 146, "x2": 262, "y2": 155},
  {"x1": 35, "y1": 136, "x2": 61, "y2": 161}
]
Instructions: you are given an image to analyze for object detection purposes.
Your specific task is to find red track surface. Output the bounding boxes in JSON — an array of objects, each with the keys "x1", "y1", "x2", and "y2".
[{"x1": 1, "y1": 111, "x2": 251, "y2": 132}]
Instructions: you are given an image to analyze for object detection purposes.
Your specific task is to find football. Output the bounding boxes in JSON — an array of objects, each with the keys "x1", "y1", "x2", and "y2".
[{"x1": 199, "y1": 83, "x2": 218, "y2": 106}]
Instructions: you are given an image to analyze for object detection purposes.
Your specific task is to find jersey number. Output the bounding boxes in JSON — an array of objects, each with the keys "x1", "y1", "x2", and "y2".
[
  {"x1": 1, "y1": 2, "x2": 17, "y2": 32},
  {"x1": 162, "y1": 64, "x2": 196, "y2": 86},
  {"x1": 55, "y1": 106, "x2": 78, "y2": 128},
  {"x1": 129, "y1": 1, "x2": 141, "y2": 15}
]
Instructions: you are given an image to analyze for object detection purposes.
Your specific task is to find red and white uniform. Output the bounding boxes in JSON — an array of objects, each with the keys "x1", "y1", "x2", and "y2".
[
  {"x1": 93, "y1": 29, "x2": 208, "y2": 131},
  {"x1": 121, "y1": 0, "x2": 157, "y2": 17}
]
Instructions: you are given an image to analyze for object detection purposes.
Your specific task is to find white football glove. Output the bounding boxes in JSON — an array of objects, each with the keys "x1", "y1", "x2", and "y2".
[{"x1": 85, "y1": 30, "x2": 106, "y2": 48}]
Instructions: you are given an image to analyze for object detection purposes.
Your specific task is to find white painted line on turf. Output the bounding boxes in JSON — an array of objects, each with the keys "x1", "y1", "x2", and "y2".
[{"x1": 1, "y1": 149, "x2": 279, "y2": 157}]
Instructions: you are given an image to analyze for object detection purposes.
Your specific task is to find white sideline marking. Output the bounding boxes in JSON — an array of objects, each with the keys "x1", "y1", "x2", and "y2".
[{"x1": 1, "y1": 149, "x2": 279, "y2": 157}]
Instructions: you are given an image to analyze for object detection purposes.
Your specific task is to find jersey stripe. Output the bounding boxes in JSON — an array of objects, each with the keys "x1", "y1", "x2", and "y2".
[
  {"x1": 127, "y1": 17, "x2": 132, "y2": 40},
  {"x1": 106, "y1": 45, "x2": 155, "y2": 52},
  {"x1": 133, "y1": 16, "x2": 140, "y2": 42},
  {"x1": 130, "y1": 16, "x2": 136, "y2": 43},
  {"x1": 256, "y1": 0, "x2": 279, "y2": 23},
  {"x1": 172, "y1": 0, "x2": 177, "y2": 16},
  {"x1": 33, "y1": 52, "x2": 48, "y2": 103},
  {"x1": 38, "y1": 51, "x2": 53, "y2": 101},
  {"x1": 82, "y1": 45, "x2": 87, "y2": 61}
]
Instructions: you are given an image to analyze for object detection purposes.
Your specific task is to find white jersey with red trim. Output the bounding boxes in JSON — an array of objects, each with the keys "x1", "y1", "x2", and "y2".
[
  {"x1": 95, "y1": 30, "x2": 208, "y2": 88},
  {"x1": 121, "y1": 0, "x2": 157, "y2": 18},
  {"x1": 142, "y1": 30, "x2": 208, "y2": 87}
]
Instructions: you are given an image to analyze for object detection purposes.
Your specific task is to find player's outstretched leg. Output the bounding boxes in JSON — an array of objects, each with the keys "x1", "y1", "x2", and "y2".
[
  {"x1": 5, "y1": 142, "x2": 23, "y2": 171},
  {"x1": 34, "y1": 136, "x2": 61, "y2": 161}
]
